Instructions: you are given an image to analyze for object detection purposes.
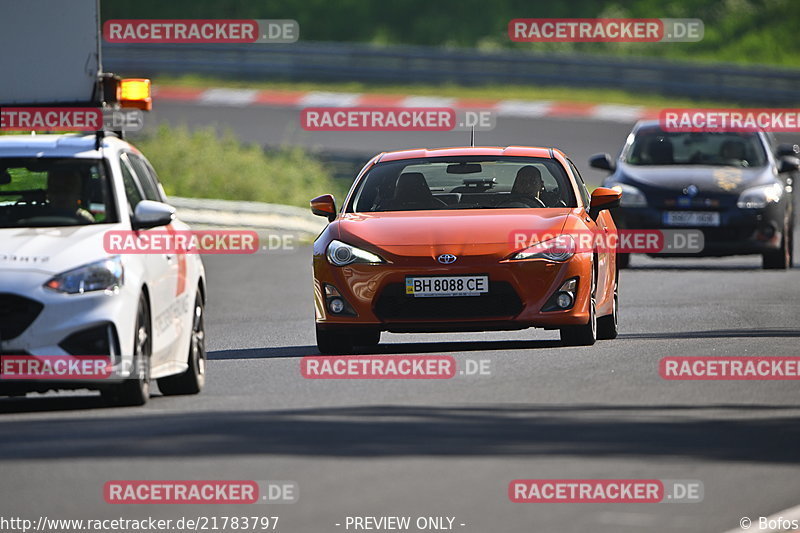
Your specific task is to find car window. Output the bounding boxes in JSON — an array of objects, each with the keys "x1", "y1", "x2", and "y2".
[
  {"x1": 0, "y1": 157, "x2": 118, "y2": 228},
  {"x1": 625, "y1": 128, "x2": 767, "y2": 168},
  {"x1": 119, "y1": 156, "x2": 144, "y2": 215},
  {"x1": 568, "y1": 159, "x2": 591, "y2": 207},
  {"x1": 349, "y1": 156, "x2": 577, "y2": 212},
  {"x1": 125, "y1": 153, "x2": 162, "y2": 202}
]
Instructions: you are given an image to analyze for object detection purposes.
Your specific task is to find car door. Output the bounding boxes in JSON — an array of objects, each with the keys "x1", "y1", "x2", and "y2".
[
  {"x1": 120, "y1": 152, "x2": 180, "y2": 370},
  {"x1": 127, "y1": 152, "x2": 197, "y2": 370}
]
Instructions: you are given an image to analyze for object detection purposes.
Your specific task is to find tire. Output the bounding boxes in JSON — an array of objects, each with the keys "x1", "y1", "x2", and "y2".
[
  {"x1": 102, "y1": 293, "x2": 151, "y2": 406},
  {"x1": 597, "y1": 276, "x2": 619, "y2": 340},
  {"x1": 617, "y1": 252, "x2": 630, "y2": 269},
  {"x1": 316, "y1": 324, "x2": 354, "y2": 354},
  {"x1": 158, "y1": 293, "x2": 207, "y2": 396},
  {"x1": 560, "y1": 266, "x2": 598, "y2": 346},
  {"x1": 762, "y1": 218, "x2": 792, "y2": 270}
]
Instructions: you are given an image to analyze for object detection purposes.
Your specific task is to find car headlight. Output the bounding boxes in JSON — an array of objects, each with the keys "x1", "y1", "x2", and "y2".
[
  {"x1": 611, "y1": 183, "x2": 647, "y2": 208},
  {"x1": 511, "y1": 234, "x2": 576, "y2": 262},
  {"x1": 737, "y1": 183, "x2": 783, "y2": 209},
  {"x1": 44, "y1": 256, "x2": 124, "y2": 294},
  {"x1": 326, "y1": 240, "x2": 384, "y2": 266}
]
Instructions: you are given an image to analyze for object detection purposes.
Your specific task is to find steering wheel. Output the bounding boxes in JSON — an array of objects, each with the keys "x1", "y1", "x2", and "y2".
[{"x1": 496, "y1": 195, "x2": 546, "y2": 208}]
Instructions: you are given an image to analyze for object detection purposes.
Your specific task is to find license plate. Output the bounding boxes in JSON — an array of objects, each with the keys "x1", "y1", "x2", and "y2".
[
  {"x1": 405, "y1": 275, "x2": 489, "y2": 297},
  {"x1": 663, "y1": 211, "x2": 720, "y2": 227}
]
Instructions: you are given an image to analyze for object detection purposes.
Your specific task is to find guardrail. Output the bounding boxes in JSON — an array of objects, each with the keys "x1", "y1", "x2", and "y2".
[
  {"x1": 168, "y1": 196, "x2": 325, "y2": 236},
  {"x1": 103, "y1": 41, "x2": 800, "y2": 105}
]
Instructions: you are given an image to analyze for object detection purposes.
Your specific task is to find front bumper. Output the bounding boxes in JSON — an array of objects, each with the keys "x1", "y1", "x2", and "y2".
[
  {"x1": 0, "y1": 269, "x2": 140, "y2": 393},
  {"x1": 614, "y1": 204, "x2": 786, "y2": 256},
  {"x1": 313, "y1": 251, "x2": 595, "y2": 332}
]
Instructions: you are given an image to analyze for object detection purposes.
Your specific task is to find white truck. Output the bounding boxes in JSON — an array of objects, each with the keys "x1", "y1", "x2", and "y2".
[{"x1": 0, "y1": 0, "x2": 208, "y2": 406}]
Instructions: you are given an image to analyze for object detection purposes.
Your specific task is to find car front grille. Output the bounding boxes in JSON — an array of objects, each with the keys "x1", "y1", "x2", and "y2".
[
  {"x1": 0, "y1": 293, "x2": 44, "y2": 340},
  {"x1": 374, "y1": 281, "x2": 524, "y2": 321}
]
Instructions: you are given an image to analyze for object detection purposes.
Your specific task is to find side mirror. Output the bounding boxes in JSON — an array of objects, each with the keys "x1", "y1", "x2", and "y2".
[
  {"x1": 589, "y1": 187, "x2": 622, "y2": 219},
  {"x1": 589, "y1": 153, "x2": 616, "y2": 172},
  {"x1": 132, "y1": 200, "x2": 175, "y2": 230},
  {"x1": 776, "y1": 143, "x2": 799, "y2": 158},
  {"x1": 779, "y1": 156, "x2": 800, "y2": 174},
  {"x1": 310, "y1": 194, "x2": 337, "y2": 222}
]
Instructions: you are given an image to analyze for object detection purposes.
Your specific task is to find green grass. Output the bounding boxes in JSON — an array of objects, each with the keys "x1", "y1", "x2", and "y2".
[
  {"x1": 129, "y1": 124, "x2": 350, "y2": 206},
  {"x1": 152, "y1": 74, "x2": 743, "y2": 108}
]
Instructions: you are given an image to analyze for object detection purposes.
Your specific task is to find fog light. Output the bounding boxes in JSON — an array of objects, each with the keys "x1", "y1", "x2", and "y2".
[
  {"x1": 758, "y1": 223, "x2": 776, "y2": 240},
  {"x1": 556, "y1": 292, "x2": 574, "y2": 309},
  {"x1": 541, "y1": 277, "x2": 579, "y2": 312},
  {"x1": 328, "y1": 298, "x2": 345, "y2": 314}
]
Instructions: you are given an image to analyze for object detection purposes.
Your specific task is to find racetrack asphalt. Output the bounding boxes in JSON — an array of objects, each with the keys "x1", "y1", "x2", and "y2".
[{"x1": 1, "y1": 102, "x2": 799, "y2": 533}]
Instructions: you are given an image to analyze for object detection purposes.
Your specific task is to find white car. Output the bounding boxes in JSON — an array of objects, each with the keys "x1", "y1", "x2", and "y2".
[{"x1": 0, "y1": 133, "x2": 207, "y2": 405}]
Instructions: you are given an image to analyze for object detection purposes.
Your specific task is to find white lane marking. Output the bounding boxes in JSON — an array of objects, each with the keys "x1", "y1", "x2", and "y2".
[
  {"x1": 401, "y1": 95, "x2": 457, "y2": 108},
  {"x1": 591, "y1": 104, "x2": 647, "y2": 122},
  {"x1": 299, "y1": 91, "x2": 362, "y2": 107},
  {"x1": 198, "y1": 88, "x2": 259, "y2": 106},
  {"x1": 495, "y1": 100, "x2": 554, "y2": 117},
  {"x1": 721, "y1": 502, "x2": 800, "y2": 532}
]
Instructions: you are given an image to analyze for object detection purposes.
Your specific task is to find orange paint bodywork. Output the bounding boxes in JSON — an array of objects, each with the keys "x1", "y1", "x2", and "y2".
[{"x1": 312, "y1": 146, "x2": 618, "y2": 334}]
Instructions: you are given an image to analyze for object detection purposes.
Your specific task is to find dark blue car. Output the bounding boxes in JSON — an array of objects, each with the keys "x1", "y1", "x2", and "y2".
[{"x1": 590, "y1": 120, "x2": 798, "y2": 269}]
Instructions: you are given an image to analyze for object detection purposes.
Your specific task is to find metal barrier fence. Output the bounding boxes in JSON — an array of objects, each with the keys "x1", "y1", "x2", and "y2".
[{"x1": 103, "y1": 41, "x2": 800, "y2": 105}]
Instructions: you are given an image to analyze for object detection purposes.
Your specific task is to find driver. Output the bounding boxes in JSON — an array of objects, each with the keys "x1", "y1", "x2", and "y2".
[
  {"x1": 47, "y1": 168, "x2": 95, "y2": 223},
  {"x1": 511, "y1": 165, "x2": 545, "y2": 201},
  {"x1": 719, "y1": 139, "x2": 747, "y2": 165}
]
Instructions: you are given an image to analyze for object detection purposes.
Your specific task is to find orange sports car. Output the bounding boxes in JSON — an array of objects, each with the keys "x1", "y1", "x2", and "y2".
[{"x1": 310, "y1": 146, "x2": 622, "y2": 353}]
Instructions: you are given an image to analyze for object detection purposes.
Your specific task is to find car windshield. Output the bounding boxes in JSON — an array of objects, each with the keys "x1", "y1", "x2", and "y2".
[
  {"x1": 625, "y1": 129, "x2": 767, "y2": 168},
  {"x1": 348, "y1": 156, "x2": 577, "y2": 212},
  {"x1": 0, "y1": 158, "x2": 118, "y2": 228}
]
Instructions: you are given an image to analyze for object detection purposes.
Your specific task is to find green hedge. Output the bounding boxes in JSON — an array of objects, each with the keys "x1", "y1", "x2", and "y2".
[{"x1": 132, "y1": 124, "x2": 351, "y2": 206}]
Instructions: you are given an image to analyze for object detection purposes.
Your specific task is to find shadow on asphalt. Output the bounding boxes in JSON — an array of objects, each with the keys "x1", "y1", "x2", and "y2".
[
  {"x1": 620, "y1": 328, "x2": 800, "y2": 340},
  {"x1": 2, "y1": 402, "x2": 800, "y2": 463},
  {"x1": 208, "y1": 339, "x2": 565, "y2": 361},
  {"x1": 626, "y1": 263, "x2": 763, "y2": 271}
]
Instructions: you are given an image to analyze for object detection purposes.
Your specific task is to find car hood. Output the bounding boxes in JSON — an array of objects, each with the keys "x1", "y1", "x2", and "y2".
[
  {"x1": 337, "y1": 209, "x2": 573, "y2": 246},
  {"x1": 616, "y1": 163, "x2": 773, "y2": 194},
  {"x1": 0, "y1": 224, "x2": 117, "y2": 275}
]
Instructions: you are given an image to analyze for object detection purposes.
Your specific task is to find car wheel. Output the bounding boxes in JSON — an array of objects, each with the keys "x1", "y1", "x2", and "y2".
[
  {"x1": 158, "y1": 293, "x2": 206, "y2": 396},
  {"x1": 316, "y1": 324, "x2": 354, "y2": 354},
  {"x1": 762, "y1": 218, "x2": 791, "y2": 269},
  {"x1": 102, "y1": 293, "x2": 151, "y2": 406},
  {"x1": 617, "y1": 252, "x2": 630, "y2": 269},
  {"x1": 597, "y1": 277, "x2": 619, "y2": 340},
  {"x1": 560, "y1": 267, "x2": 597, "y2": 346}
]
